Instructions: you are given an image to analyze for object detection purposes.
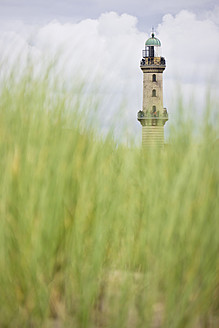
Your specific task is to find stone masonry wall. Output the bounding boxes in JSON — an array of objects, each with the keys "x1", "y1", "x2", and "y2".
[
  {"x1": 143, "y1": 71, "x2": 163, "y2": 114},
  {"x1": 142, "y1": 125, "x2": 164, "y2": 148}
]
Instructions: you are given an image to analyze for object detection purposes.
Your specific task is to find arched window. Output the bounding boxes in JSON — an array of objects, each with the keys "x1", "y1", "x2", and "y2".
[
  {"x1": 152, "y1": 106, "x2": 156, "y2": 113},
  {"x1": 152, "y1": 89, "x2": 156, "y2": 97},
  {"x1": 152, "y1": 74, "x2": 156, "y2": 82}
]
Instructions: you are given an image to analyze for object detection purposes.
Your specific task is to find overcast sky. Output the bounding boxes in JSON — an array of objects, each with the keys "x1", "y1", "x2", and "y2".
[
  {"x1": 0, "y1": 0, "x2": 219, "y2": 141},
  {"x1": 0, "y1": 0, "x2": 218, "y2": 30}
]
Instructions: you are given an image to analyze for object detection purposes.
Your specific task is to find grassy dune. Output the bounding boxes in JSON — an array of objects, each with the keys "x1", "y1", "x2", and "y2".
[{"x1": 0, "y1": 73, "x2": 218, "y2": 328}]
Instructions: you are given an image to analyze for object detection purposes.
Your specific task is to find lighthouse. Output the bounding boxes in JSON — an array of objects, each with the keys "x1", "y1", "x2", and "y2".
[{"x1": 137, "y1": 31, "x2": 168, "y2": 148}]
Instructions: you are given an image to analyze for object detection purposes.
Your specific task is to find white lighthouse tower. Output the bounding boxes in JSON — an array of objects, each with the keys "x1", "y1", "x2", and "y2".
[{"x1": 137, "y1": 31, "x2": 168, "y2": 148}]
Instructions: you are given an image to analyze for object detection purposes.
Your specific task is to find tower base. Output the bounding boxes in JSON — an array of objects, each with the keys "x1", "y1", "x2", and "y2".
[{"x1": 142, "y1": 126, "x2": 164, "y2": 149}]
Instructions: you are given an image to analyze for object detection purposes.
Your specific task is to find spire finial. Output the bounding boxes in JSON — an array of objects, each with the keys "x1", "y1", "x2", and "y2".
[{"x1": 151, "y1": 27, "x2": 155, "y2": 38}]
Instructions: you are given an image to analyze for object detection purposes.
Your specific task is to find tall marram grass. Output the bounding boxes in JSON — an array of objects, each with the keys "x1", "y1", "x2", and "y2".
[{"x1": 0, "y1": 70, "x2": 218, "y2": 328}]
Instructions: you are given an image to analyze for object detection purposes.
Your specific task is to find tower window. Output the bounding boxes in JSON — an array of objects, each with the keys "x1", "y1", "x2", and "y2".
[
  {"x1": 152, "y1": 74, "x2": 156, "y2": 82},
  {"x1": 152, "y1": 106, "x2": 156, "y2": 113},
  {"x1": 152, "y1": 89, "x2": 156, "y2": 97}
]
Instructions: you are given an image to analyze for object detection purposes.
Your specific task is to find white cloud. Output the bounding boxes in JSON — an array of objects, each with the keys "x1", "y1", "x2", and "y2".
[
  {"x1": 0, "y1": 10, "x2": 219, "y2": 141},
  {"x1": 205, "y1": 5, "x2": 219, "y2": 25},
  {"x1": 157, "y1": 10, "x2": 219, "y2": 120}
]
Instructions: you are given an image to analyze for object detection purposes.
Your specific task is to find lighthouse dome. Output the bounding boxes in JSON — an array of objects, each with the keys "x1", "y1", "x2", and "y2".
[{"x1": 145, "y1": 33, "x2": 161, "y2": 47}]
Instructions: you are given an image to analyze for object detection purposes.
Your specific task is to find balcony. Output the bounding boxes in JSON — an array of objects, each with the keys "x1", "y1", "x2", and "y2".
[
  {"x1": 140, "y1": 56, "x2": 166, "y2": 67},
  {"x1": 137, "y1": 110, "x2": 168, "y2": 125}
]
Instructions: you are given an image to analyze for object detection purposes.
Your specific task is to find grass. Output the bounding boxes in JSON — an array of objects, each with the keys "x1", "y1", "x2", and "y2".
[{"x1": 0, "y1": 70, "x2": 218, "y2": 328}]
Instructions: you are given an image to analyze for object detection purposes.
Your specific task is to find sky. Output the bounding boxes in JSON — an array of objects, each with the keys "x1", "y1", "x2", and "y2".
[
  {"x1": 0, "y1": 0, "x2": 219, "y2": 141},
  {"x1": 0, "y1": 0, "x2": 218, "y2": 30}
]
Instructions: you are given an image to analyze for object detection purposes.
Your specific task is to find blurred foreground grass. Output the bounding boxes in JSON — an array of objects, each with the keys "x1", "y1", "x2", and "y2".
[{"x1": 0, "y1": 72, "x2": 218, "y2": 328}]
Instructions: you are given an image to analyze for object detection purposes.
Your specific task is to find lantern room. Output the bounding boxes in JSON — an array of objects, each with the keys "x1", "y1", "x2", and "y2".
[{"x1": 143, "y1": 32, "x2": 162, "y2": 58}]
